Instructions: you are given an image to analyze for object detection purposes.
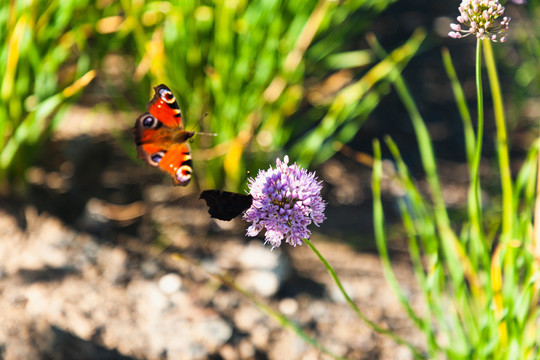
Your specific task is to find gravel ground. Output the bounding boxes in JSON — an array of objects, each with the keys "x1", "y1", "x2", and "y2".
[{"x1": 0, "y1": 200, "x2": 424, "y2": 360}]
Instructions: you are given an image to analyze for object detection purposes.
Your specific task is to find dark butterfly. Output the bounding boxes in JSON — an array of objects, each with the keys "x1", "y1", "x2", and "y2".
[{"x1": 200, "y1": 190, "x2": 253, "y2": 221}]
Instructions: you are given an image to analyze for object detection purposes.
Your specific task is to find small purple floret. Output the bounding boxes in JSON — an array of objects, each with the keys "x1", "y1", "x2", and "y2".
[{"x1": 243, "y1": 156, "x2": 326, "y2": 249}]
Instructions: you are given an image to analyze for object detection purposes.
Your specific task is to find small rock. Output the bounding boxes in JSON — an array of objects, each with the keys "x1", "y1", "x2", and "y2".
[
  {"x1": 219, "y1": 344, "x2": 238, "y2": 360},
  {"x1": 234, "y1": 306, "x2": 263, "y2": 331},
  {"x1": 268, "y1": 331, "x2": 308, "y2": 360},
  {"x1": 238, "y1": 338, "x2": 256, "y2": 358},
  {"x1": 236, "y1": 269, "x2": 280, "y2": 297},
  {"x1": 251, "y1": 325, "x2": 270, "y2": 349},
  {"x1": 98, "y1": 247, "x2": 128, "y2": 285},
  {"x1": 148, "y1": 284, "x2": 169, "y2": 310},
  {"x1": 194, "y1": 316, "x2": 233, "y2": 351},
  {"x1": 278, "y1": 298, "x2": 298, "y2": 316},
  {"x1": 140, "y1": 259, "x2": 160, "y2": 278},
  {"x1": 158, "y1": 273, "x2": 182, "y2": 294},
  {"x1": 238, "y1": 241, "x2": 281, "y2": 269}
]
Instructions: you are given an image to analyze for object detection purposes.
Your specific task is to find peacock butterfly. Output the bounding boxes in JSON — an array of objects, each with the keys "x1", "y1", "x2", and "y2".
[
  {"x1": 133, "y1": 84, "x2": 195, "y2": 186},
  {"x1": 200, "y1": 190, "x2": 253, "y2": 221}
]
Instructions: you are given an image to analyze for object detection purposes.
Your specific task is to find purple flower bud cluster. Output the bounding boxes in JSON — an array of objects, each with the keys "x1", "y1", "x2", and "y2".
[
  {"x1": 448, "y1": 0, "x2": 510, "y2": 42},
  {"x1": 243, "y1": 156, "x2": 326, "y2": 249}
]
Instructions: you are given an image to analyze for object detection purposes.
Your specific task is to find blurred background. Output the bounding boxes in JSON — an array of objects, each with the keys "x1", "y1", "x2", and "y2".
[{"x1": 0, "y1": 0, "x2": 538, "y2": 359}]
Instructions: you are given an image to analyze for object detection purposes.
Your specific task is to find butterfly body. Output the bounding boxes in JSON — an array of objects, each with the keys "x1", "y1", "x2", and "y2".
[{"x1": 133, "y1": 84, "x2": 195, "y2": 186}]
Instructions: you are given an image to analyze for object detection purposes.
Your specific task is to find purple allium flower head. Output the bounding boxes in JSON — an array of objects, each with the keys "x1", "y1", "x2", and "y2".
[
  {"x1": 243, "y1": 156, "x2": 326, "y2": 249},
  {"x1": 448, "y1": 0, "x2": 510, "y2": 42}
]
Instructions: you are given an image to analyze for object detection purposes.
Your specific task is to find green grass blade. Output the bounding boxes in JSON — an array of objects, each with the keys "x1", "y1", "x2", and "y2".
[
  {"x1": 441, "y1": 47, "x2": 475, "y2": 167},
  {"x1": 483, "y1": 40, "x2": 513, "y2": 244},
  {"x1": 371, "y1": 139, "x2": 426, "y2": 329}
]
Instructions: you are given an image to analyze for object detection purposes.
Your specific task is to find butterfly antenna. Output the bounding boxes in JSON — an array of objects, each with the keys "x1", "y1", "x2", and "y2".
[{"x1": 192, "y1": 112, "x2": 217, "y2": 136}]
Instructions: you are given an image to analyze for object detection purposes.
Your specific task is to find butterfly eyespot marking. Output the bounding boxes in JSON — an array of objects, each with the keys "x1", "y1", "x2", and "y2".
[
  {"x1": 142, "y1": 115, "x2": 158, "y2": 128},
  {"x1": 176, "y1": 165, "x2": 192, "y2": 184},
  {"x1": 159, "y1": 89, "x2": 176, "y2": 104},
  {"x1": 150, "y1": 151, "x2": 165, "y2": 165}
]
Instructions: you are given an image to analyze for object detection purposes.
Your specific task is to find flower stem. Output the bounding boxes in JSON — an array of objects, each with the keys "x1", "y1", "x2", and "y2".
[{"x1": 467, "y1": 38, "x2": 485, "y2": 257}]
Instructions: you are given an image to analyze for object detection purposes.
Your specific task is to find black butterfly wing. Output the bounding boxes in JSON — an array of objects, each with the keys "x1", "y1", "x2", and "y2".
[{"x1": 200, "y1": 190, "x2": 253, "y2": 221}]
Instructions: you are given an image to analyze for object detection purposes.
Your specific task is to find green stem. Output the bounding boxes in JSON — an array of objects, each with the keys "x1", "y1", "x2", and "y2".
[
  {"x1": 304, "y1": 239, "x2": 424, "y2": 358},
  {"x1": 467, "y1": 38, "x2": 485, "y2": 254},
  {"x1": 474, "y1": 38, "x2": 484, "y2": 216},
  {"x1": 483, "y1": 40, "x2": 513, "y2": 243}
]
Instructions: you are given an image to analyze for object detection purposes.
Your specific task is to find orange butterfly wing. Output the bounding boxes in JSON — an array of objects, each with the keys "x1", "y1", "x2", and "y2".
[{"x1": 133, "y1": 84, "x2": 195, "y2": 186}]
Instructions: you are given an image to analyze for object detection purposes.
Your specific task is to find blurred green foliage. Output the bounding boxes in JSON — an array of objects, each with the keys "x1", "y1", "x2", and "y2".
[
  {"x1": 120, "y1": 0, "x2": 413, "y2": 190},
  {"x1": 503, "y1": 2, "x2": 540, "y2": 104},
  {"x1": 0, "y1": 0, "x2": 433, "y2": 192},
  {"x1": 1, "y1": 0, "x2": 423, "y2": 192},
  {"x1": 493, "y1": 2, "x2": 540, "y2": 152},
  {"x1": 1, "y1": 1, "x2": 537, "y2": 194},
  {"x1": 0, "y1": 0, "x2": 105, "y2": 189}
]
